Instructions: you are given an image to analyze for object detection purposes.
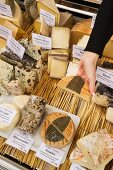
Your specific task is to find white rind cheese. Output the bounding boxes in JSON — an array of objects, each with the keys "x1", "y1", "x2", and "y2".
[{"x1": 13, "y1": 95, "x2": 30, "y2": 109}]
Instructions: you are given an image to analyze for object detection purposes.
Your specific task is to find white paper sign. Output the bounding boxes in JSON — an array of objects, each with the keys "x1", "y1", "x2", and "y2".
[
  {"x1": 32, "y1": 33, "x2": 51, "y2": 50},
  {"x1": 0, "y1": 25, "x2": 12, "y2": 40},
  {"x1": 36, "y1": 142, "x2": 65, "y2": 167},
  {"x1": 7, "y1": 36, "x2": 25, "y2": 59},
  {"x1": 96, "y1": 67, "x2": 113, "y2": 89},
  {"x1": 70, "y1": 164, "x2": 86, "y2": 170},
  {"x1": 73, "y1": 45, "x2": 84, "y2": 59},
  {"x1": 6, "y1": 129, "x2": 34, "y2": 153},
  {"x1": 0, "y1": 3, "x2": 12, "y2": 17},
  {"x1": 0, "y1": 104, "x2": 16, "y2": 125},
  {"x1": 91, "y1": 14, "x2": 97, "y2": 29},
  {"x1": 40, "y1": 9, "x2": 55, "y2": 26}
]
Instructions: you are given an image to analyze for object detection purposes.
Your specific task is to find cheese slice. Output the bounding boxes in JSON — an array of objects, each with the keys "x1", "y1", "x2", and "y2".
[
  {"x1": 106, "y1": 107, "x2": 113, "y2": 124},
  {"x1": 66, "y1": 62, "x2": 79, "y2": 77},
  {"x1": 0, "y1": 0, "x2": 15, "y2": 15},
  {"x1": 77, "y1": 35, "x2": 90, "y2": 49},
  {"x1": 0, "y1": 103, "x2": 20, "y2": 131},
  {"x1": 50, "y1": 58, "x2": 69, "y2": 79},
  {"x1": 13, "y1": 95, "x2": 30, "y2": 109},
  {"x1": 51, "y1": 27, "x2": 70, "y2": 49},
  {"x1": 0, "y1": 2, "x2": 23, "y2": 28},
  {"x1": 37, "y1": 0, "x2": 60, "y2": 26}
]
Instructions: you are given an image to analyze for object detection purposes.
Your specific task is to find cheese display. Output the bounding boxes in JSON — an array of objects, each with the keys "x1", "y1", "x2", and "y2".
[
  {"x1": 50, "y1": 58, "x2": 69, "y2": 79},
  {"x1": 19, "y1": 96, "x2": 46, "y2": 134},
  {"x1": 0, "y1": 0, "x2": 15, "y2": 15},
  {"x1": 0, "y1": 2, "x2": 23, "y2": 28},
  {"x1": 77, "y1": 129, "x2": 113, "y2": 169},
  {"x1": 37, "y1": 0, "x2": 60, "y2": 26},
  {"x1": 51, "y1": 27, "x2": 70, "y2": 49},
  {"x1": 66, "y1": 62, "x2": 79, "y2": 77},
  {"x1": 41, "y1": 112, "x2": 75, "y2": 148},
  {"x1": 0, "y1": 103, "x2": 20, "y2": 131}
]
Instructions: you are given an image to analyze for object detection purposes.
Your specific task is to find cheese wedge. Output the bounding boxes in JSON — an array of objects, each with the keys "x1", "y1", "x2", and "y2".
[
  {"x1": 66, "y1": 62, "x2": 79, "y2": 77},
  {"x1": 106, "y1": 107, "x2": 113, "y2": 124},
  {"x1": 0, "y1": 103, "x2": 20, "y2": 131},
  {"x1": 50, "y1": 58, "x2": 69, "y2": 79},
  {"x1": 13, "y1": 95, "x2": 30, "y2": 109},
  {"x1": 51, "y1": 27, "x2": 70, "y2": 49},
  {"x1": 0, "y1": 2, "x2": 23, "y2": 28},
  {"x1": 37, "y1": 0, "x2": 60, "y2": 26},
  {"x1": 77, "y1": 35, "x2": 90, "y2": 49}
]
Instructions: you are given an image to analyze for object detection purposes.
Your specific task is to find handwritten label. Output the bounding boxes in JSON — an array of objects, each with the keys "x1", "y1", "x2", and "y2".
[
  {"x1": 0, "y1": 3, "x2": 12, "y2": 17},
  {"x1": 70, "y1": 164, "x2": 86, "y2": 170},
  {"x1": 7, "y1": 36, "x2": 25, "y2": 59},
  {"x1": 40, "y1": 9, "x2": 55, "y2": 26},
  {"x1": 36, "y1": 142, "x2": 65, "y2": 167},
  {"x1": 0, "y1": 104, "x2": 16, "y2": 125},
  {"x1": 6, "y1": 129, "x2": 34, "y2": 153},
  {"x1": 0, "y1": 25, "x2": 12, "y2": 40},
  {"x1": 91, "y1": 14, "x2": 97, "y2": 29},
  {"x1": 32, "y1": 33, "x2": 51, "y2": 50},
  {"x1": 73, "y1": 45, "x2": 84, "y2": 59},
  {"x1": 96, "y1": 67, "x2": 113, "y2": 89}
]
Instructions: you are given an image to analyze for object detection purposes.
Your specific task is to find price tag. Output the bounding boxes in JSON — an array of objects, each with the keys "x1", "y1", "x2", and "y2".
[
  {"x1": 6, "y1": 129, "x2": 34, "y2": 153},
  {"x1": 32, "y1": 33, "x2": 51, "y2": 50},
  {"x1": 70, "y1": 164, "x2": 87, "y2": 170},
  {"x1": 0, "y1": 104, "x2": 16, "y2": 125},
  {"x1": 7, "y1": 36, "x2": 25, "y2": 59},
  {"x1": 36, "y1": 142, "x2": 65, "y2": 167},
  {"x1": 0, "y1": 25, "x2": 12, "y2": 40},
  {"x1": 96, "y1": 67, "x2": 113, "y2": 89},
  {"x1": 40, "y1": 9, "x2": 55, "y2": 26},
  {"x1": 91, "y1": 14, "x2": 97, "y2": 29},
  {"x1": 0, "y1": 3, "x2": 12, "y2": 17},
  {"x1": 73, "y1": 45, "x2": 84, "y2": 59}
]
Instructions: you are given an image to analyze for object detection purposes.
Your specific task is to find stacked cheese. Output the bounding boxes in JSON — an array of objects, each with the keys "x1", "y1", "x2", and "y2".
[{"x1": 70, "y1": 129, "x2": 113, "y2": 170}]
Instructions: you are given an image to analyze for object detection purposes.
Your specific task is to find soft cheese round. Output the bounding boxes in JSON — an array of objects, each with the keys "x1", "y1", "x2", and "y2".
[{"x1": 0, "y1": 103, "x2": 20, "y2": 131}]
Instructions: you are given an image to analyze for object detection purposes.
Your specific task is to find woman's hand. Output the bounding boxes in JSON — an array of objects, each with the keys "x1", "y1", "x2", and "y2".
[{"x1": 78, "y1": 51, "x2": 99, "y2": 95}]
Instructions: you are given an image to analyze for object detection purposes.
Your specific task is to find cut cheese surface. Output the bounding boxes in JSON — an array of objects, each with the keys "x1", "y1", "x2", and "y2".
[
  {"x1": 51, "y1": 27, "x2": 70, "y2": 49},
  {"x1": 0, "y1": 103, "x2": 20, "y2": 131},
  {"x1": 77, "y1": 35, "x2": 90, "y2": 49},
  {"x1": 66, "y1": 62, "x2": 79, "y2": 77},
  {"x1": 13, "y1": 95, "x2": 30, "y2": 109},
  {"x1": 37, "y1": 0, "x2": 60, "y2": 25},
  {"x1": 0, "y1": 2, "x2": 23, "y2": 28},
  {"x1": 50, "y1": 58, "x2": 68, "y2": 79}
]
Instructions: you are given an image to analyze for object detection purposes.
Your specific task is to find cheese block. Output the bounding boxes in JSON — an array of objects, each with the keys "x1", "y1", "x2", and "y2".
[
  {"x1": 0, "y1": 103, "x2": 20, "y2": 131},
  {"x1": 66, "y1": 62, "x2": 79, "y2": 77},
  {"x1": 41, "y1": 112, "x2": 75, "y2": 148},
  {"x1": 37, "y1": 0, "x2": 60, "y2": 26},
  {"x1": 106, "y1": 107, "x2": 113, "y2": 124},
  {"x1": 3, "y1": 20, "x2": 25, "y2": 39},
  {"x1": 77, "y1": 35, "x2": 90, "y2": 49},
  {"x1": 51, "y1": 27, "x2": 70, "y2": 49},
  {"x1": 50, "y1": 58, "x2": 69, "y2": 79},
  {"x1": 77, "y1": 129, "x2": 113, "y2": 169},
  {"x1": 0, "y1": 2, "x2": 23, "y2": 28},
  {"x1": 0, "y1": 0, "x2": 15, "y2": 15},
  {"x1": 59, "y1": 12, "x2": 73, "y2": 28},
  {"x1": 13, "y1": 95, "x2": 30, "y2": 109}
]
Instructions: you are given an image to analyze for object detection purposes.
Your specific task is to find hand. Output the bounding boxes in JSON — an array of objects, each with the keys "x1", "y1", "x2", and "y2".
[{"x1": 78, "y1": 51, "x2": 99, "y2": 95}]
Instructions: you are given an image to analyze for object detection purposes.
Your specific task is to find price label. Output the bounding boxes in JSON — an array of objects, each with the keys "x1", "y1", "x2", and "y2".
[
  {"x1": 40, "y1": 9, "x2": 55, "y2": 26},
  {"x1": 36, "y1": 142, "x2": 65, "y2": 167},
  {"x1": 91, "y1": 14, "x2": 97, "y2": 29},
  {"x1": 96, "y1": 67, "x2": 113, "y2": 89},
  {"x1": 7, "y1": 36, "x2": 25, "y2": 59},
  {"x1": 73, "y1": 45, "x2": 84, "y2": 59},
  {"x1": 70, "y1": 164, "x2": 87, "y2": 170},
  {"x1": 0, "y1": 25, "x2": 12, "y2": 40},
  {"x1": 32, "y1": 33, "x2": 51, "y2": 50},
  {"x1": 6, "y1": 129, "x2": 34, "y2": 153},
  {"x1": 0, "y1": 104, "x2": 16, "y2": 125},
  {"x1": 0, "y1": 3, "x2": 12, "y2": 17}
]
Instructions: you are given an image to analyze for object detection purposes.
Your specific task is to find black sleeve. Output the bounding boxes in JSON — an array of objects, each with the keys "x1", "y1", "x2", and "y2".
[{"x1": 85, "y1": 0, "x2": 113, "y2": 57}]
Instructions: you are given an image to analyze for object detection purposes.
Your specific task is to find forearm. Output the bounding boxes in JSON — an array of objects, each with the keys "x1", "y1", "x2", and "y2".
[{"x1": 85, "y1": 0, "x2": 113, "y2": 57}]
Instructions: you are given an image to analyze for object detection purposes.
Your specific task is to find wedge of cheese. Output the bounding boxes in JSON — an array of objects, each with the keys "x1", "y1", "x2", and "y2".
[
  {"x1": 37, "y1": 0, "x2": 60, "y2": 26},
  {"x1": 0, "y1": 2, "x2": 23, "y2": 28},
  {"x1": 66, "y1": 62, "x2": 79, "y2": 77},
  {"x1": 0, "y1": 103, "x2": 20, "y2": 131},
  {"x1": 77, "y1": 35, "x2": 90, "y2": 49},
  {"x1": 51, "y1": 27, "x2": 70, "y2": 49},
  {"x1": 13, "y1": 95, "x2": 30, "y2": 109},
  {"x1": 50, "y1": 58, "x2": 68, "y2": 79}
]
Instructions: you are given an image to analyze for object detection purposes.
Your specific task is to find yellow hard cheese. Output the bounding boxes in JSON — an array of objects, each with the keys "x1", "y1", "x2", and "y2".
[{"x1": 37, "y1": 0, "x2": 60, "y2": 26}]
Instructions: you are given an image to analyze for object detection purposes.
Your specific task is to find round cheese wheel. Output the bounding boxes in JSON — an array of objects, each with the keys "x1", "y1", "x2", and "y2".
[
  {"x1": 41, "y1": 112, "x2": 75, "y2": 148},
  {"x1": 106, "y1": 107, "x2": 113, "y2": 124},
  {"x1": 0, "y1": 103, "x2": 20, "y2": 131}
]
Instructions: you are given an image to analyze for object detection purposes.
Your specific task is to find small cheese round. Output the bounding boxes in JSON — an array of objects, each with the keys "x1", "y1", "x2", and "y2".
[
  {"x1": 0, "y1": 103, "x2": 20, "y2": 131},
  {"x1": 92, "y1": 93, "x2": 109, "y2": 107},
  {"x1": 106, "y1": 107, "x2": 113, "y2": 124}
]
